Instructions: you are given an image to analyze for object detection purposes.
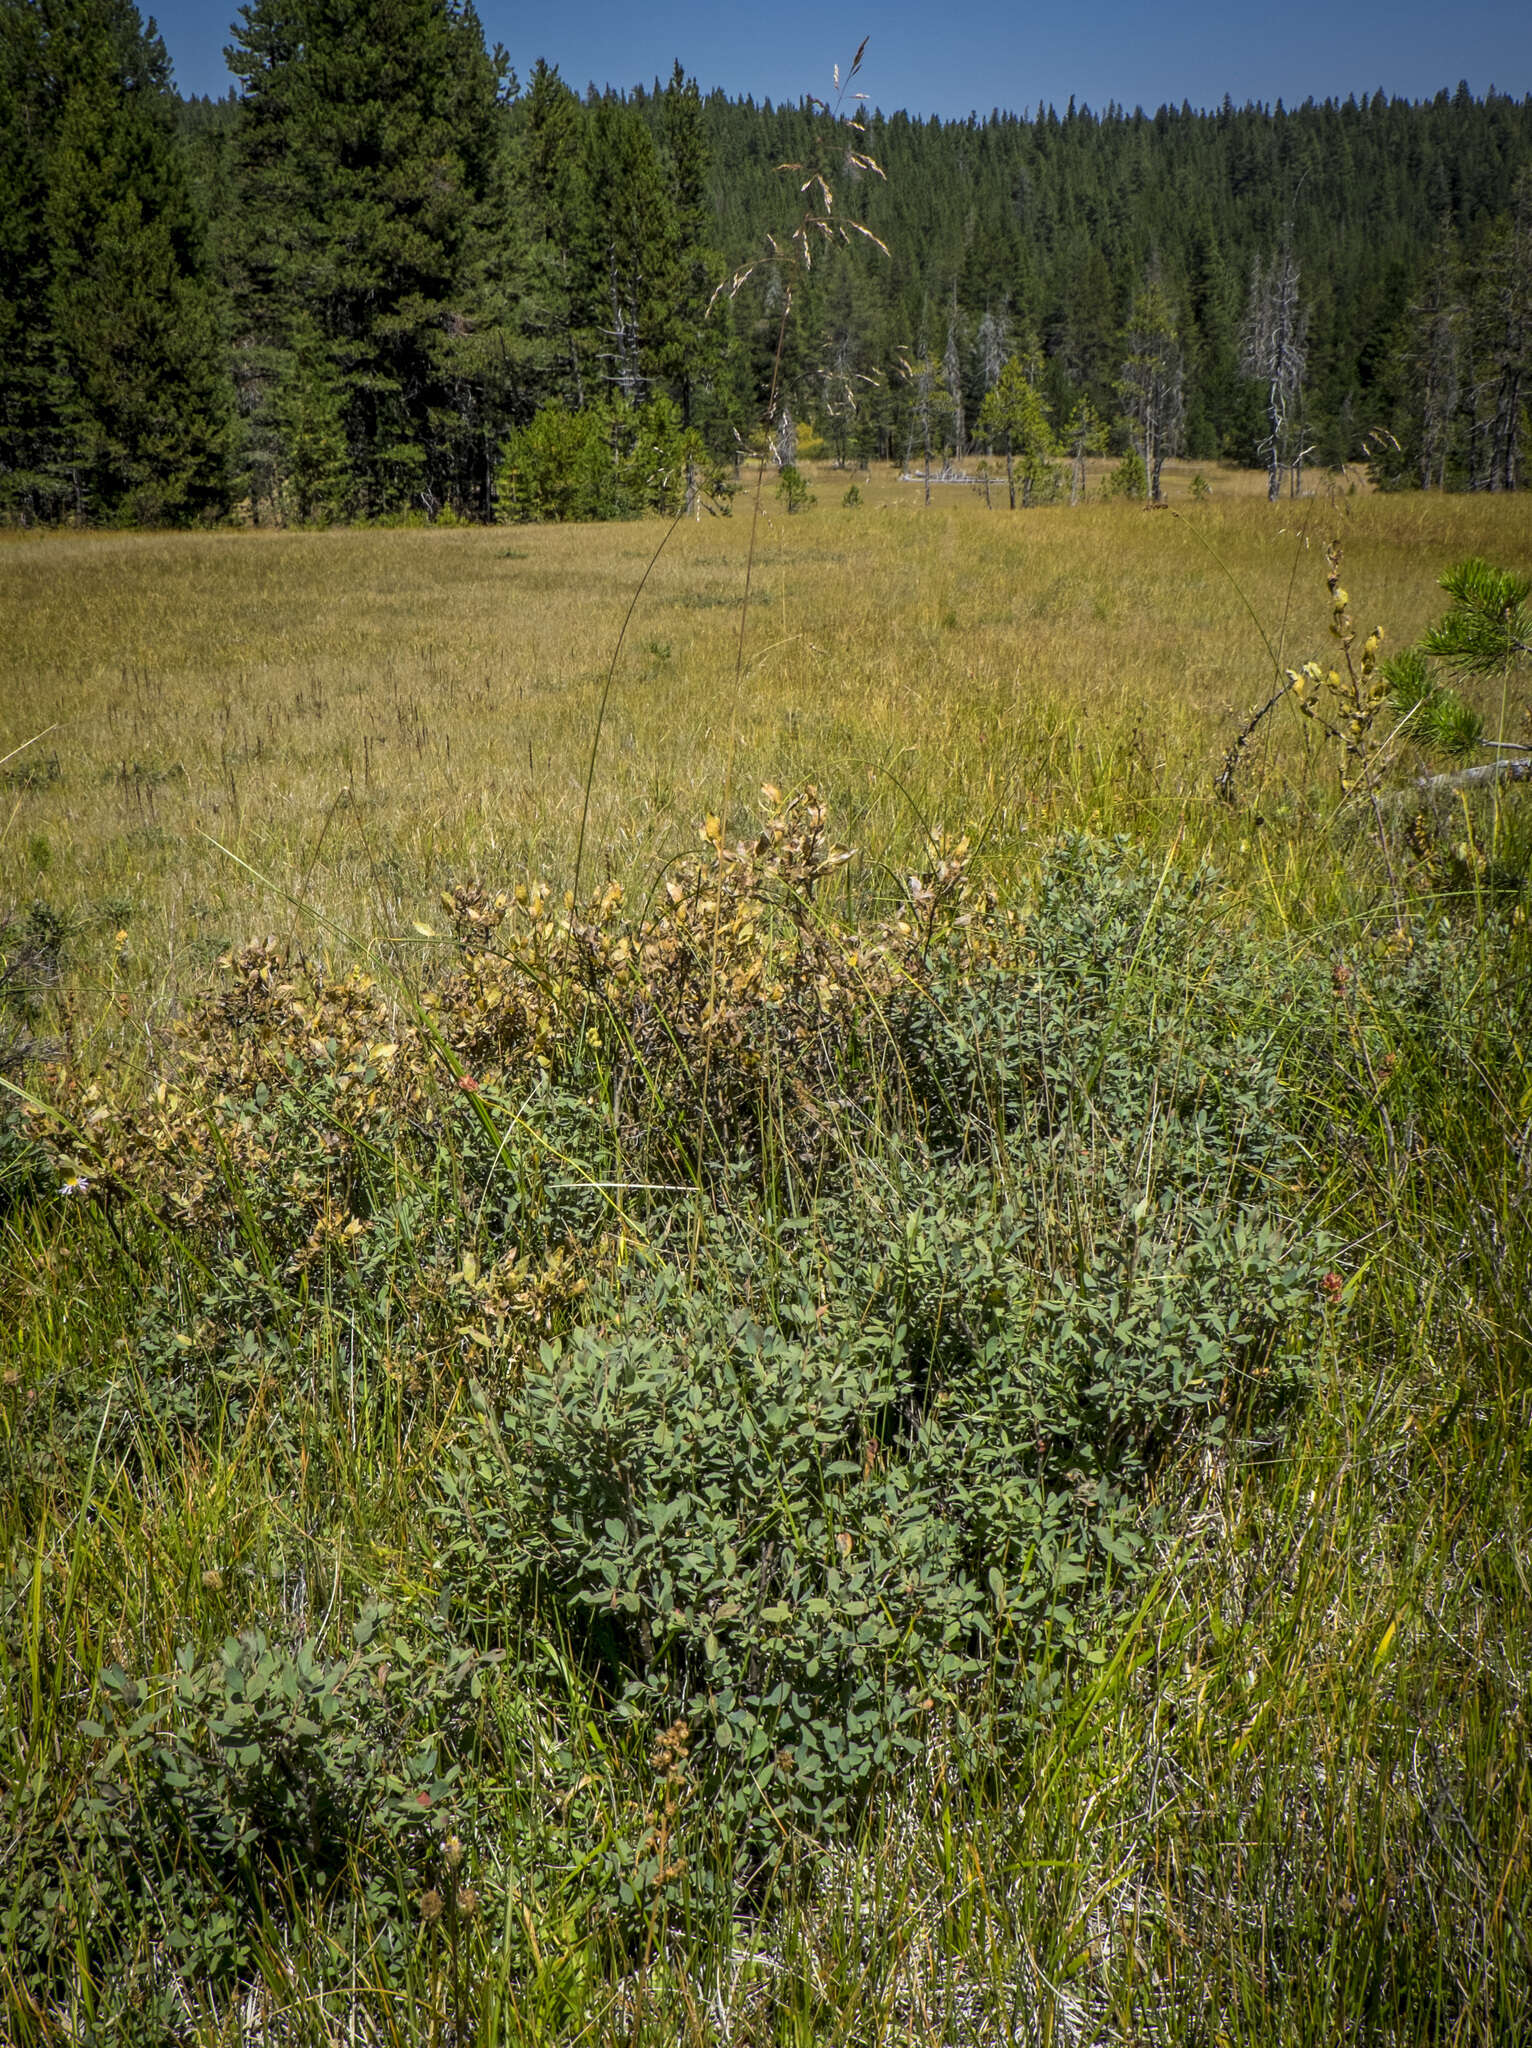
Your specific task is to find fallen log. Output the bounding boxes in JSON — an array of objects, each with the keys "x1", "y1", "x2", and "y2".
[{"x1": 1408, "y1": 757, "x2": 1532, "y2": 796}]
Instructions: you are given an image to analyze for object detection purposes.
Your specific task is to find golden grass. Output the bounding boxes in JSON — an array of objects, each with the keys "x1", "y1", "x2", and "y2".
[
  {"x1": 5, "y1": 468, "x2": 1532, "y2": 2043},
  {"x1": 2, "y1": 465, "x2": 1528, "y2": 1041}
]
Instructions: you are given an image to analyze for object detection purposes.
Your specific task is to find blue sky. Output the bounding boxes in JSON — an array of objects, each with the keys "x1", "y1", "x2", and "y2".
[{"x1": 154, "y1": 1, "x2": 1532, "y2": 116}]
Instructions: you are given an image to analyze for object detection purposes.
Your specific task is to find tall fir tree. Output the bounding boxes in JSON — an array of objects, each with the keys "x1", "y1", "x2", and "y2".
[
  {"x1": 1386, "y1": 219, "x2": 1466, "y2": 489},
  {"x1": 579, "y1": 94, "x2": 682, "y2": 402},
  {"x1": 227, "y1": 0, "x2": 507, "y2": 520},
  {"x1": 0, "y1": 0, "x2": 55, "y2": 513},
  {"x1": 1464, "y1": 170, "x2": 1532, "y2": 492},
  {"x1": 659, "y1": 61, "x2": 725, "y2": 435},
  {"x1": 0, "y1": 0, "x2": 232, "y2": 523},
  {"x1": 506, "y1": 59, "x2": 592, "y2": 414}
]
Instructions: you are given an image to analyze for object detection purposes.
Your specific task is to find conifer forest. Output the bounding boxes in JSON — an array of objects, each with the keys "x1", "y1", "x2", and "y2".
[{"x1": 2, "y1": 0, "x2": 1531, "y2": 526}]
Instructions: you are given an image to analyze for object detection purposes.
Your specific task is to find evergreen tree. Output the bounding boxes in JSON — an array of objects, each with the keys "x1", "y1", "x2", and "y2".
[
  {"x1": 508, "y1": 59, "x2": 593, "y2": 413},
  {"x1": 1388, "y1": 220, "x2": 1466, "y2": 489},
  {"x1": 659, "y1": 61, "x2": 725, "y2": 433},
  {"x1": 227, "y1": 0, "x2": 507, "y2": 520},
  {"x1": 1063, "y1": 394, "x2": 1107, "y2": 504},
  {"x1": 976, "y1": 354, "x2": 1055, "y2": 507},
  {"x1": 0, "y1": 0, "x2": 232, "y2": 523},
  {"x1": 0, "y1": 0, "x2": 56, "y2": 515},
  {"x1": 812, "y1": 251, "x2": 887, "y2": 466},
  {"x1": 579, "y1": 94, "x2": 681, "y2": 402},
  {"x1": 1464, "y1": 170, "x2": 1532, "y2": 491},
  {"x1": 1045, "y1": 242, "x2": 1118, "y2": 414}
]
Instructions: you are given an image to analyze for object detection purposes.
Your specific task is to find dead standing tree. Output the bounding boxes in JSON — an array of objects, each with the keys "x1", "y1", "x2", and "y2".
[
  {"x1": 1064, "y1": 396, "x2": 1107, "y2": 505},
  {"x1": 899, "y1": 346, "x2": 951, "y2": 505},
  {"x1": 1241, "y1": 239, "x2": 1311, "y2": 500},
  {"x1": 944, "y1": 300, "x2": 966, "y2": 461},
  {"x1": 1118, "y1": 279, "x2": 1184, "y2": 504},
  {"x1": 976, "y1": 305, "x2": 1009, "y2": 396}
]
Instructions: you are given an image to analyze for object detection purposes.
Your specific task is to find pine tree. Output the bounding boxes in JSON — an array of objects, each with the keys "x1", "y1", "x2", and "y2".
[
  {"x1": 0, "y1": 0, "x2": 56, "y2": 515},
  {"x1": 0, "y1": 0, "x2": 233, "y2": 524},
  {"x1": 1395, "y1": 222, "x2": 1466, "y2": 489},
  {"x1": 659, "y1": 61, "x2": 725, "y2": 434},
  {"x1": 976, "y1": 354, "x2": 1054, "y2": 507},
  {"x1": 1465, "y1": 171, "x2": 1532, "y2": 492},
  {"x1": 813, "y1": 252, "x2": 886, "y2": 467},
  {"x1": 1063, "y1": 395, "x2": 1107, "y2": 504},
  {"x1": 1046, "y1": 243, "x2": 1118, "y2": 414},
  {"x1": 227, "y1": 0, "x2": 506, "y2": 520},
  {"x1": 579, "y1": 94, "x2": 681, "y2": 402},
  {"x1": 509, "y1": 59, "x2": 593, "y2": 414}
]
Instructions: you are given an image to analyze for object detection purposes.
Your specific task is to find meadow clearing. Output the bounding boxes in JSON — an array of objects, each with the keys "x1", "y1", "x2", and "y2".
[
  {"x1": 6, "y1": 462, "x2": 1528, "y2": 1026},
  {"x1": 3, "y1": 469, "x2": 1531, "y2": 2044}
]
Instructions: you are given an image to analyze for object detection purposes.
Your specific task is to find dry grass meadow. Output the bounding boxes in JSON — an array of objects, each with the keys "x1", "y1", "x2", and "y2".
[
  {"x1": 5, "y1": 466, "x2": 1532, "y2": 2044},
  {"x1": 4, "y1": 460, "x2": 1528, "y2": 1039}
]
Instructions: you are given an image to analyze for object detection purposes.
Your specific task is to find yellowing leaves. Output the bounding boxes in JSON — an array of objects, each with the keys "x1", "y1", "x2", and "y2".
[{"x1": 62, "y1": 791, "x2": 998, "y2": 1292}]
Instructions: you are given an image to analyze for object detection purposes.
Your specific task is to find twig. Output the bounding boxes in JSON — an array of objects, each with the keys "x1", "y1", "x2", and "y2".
[{"x1": 1214, "y1": 674, "x2": 1297, "y2": 804}]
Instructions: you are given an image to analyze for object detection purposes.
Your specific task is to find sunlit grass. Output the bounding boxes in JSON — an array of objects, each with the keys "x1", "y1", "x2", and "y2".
[
  {"x1": 3, "y1": 473, "x2": 1530, "y2": 2042},
  {"x1": 4, "y1": 466, "x2": 1527, "y2": 1039}
]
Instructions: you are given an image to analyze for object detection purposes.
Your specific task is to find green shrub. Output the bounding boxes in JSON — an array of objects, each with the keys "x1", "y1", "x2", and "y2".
[
  {"x1": 776, "y1": 463, "x2": 815, "y2": 513},
  {"x1": 498, "y1": 395, "x2": 726, "y2": 523},
  {"x1": 444, "y1": 1165, "x2": 1310, "y2": 1885},
  {"x1": 436, "y1": 834, "x2": 1320, "y2": 1884},
  {"x1": 1103, "y1": 450, "x2": 1148, "y2": 499},
  {"x1": 30, "y1": 819, "x2": 1327, "y2": 1913},
  {"x1": 3, "y1": 1606, "x2": 487, "y2": 2007}
]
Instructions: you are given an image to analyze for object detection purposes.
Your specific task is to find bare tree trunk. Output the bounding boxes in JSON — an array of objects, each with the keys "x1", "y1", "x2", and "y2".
[
  {"x1": 1243, "y1": 243, "x2": 1307, "y2": 499},
  {"x1": 945, "y1": 307, "x2": 966, "y2": 460},
  {"x1": 978, "y1": 306, "x2": 1008, "y2": 393},
  {"x1": 1122, "y1": 280, "x2": 1182, "y2": 505}
]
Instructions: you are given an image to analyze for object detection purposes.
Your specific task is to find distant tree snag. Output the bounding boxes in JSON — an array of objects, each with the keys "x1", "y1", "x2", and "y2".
[
  {"x1": 1241, "y1": 237, "x2": 1310, "y2": 501},
  {"x1": 1119, "y1": 279, "x2": 1183, "y2": 504}
]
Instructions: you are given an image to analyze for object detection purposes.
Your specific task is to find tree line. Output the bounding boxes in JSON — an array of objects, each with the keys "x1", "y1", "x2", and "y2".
[{"x1": 2, "y1": 0, "x2": 1530, "y2": 526}]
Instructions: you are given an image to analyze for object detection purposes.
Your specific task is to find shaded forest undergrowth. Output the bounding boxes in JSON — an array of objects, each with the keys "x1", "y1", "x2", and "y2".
[{"x1": 4, "y1": 742, "x2": 1532, "y2": 2040}]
